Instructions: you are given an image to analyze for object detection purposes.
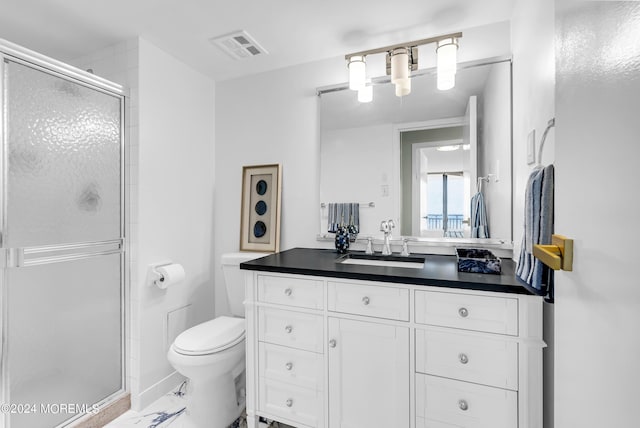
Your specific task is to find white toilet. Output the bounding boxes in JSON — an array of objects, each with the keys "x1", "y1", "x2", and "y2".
[{"x1": 167, "y1": 252, "x2": 266, "y2": 428}]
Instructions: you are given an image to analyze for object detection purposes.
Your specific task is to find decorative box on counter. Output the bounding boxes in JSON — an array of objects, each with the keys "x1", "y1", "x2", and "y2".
[{"x1": 456, "y1": 248, "x2": 502, "y2": 274}]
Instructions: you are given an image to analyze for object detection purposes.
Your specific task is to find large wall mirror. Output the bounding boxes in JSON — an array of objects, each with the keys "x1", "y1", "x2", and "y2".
[{"x1": 319, "y1": 58, "x2": 512, "y2": 245}]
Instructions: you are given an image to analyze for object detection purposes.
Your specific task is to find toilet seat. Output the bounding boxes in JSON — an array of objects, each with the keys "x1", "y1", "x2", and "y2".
[{"x1": 173, "y1": 316, "x2": 245, "y2": 356}]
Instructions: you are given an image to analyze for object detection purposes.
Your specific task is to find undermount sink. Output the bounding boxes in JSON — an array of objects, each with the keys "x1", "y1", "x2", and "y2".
[{"x1": 337, "y1": 253, "x2": 426, "y2": 269}]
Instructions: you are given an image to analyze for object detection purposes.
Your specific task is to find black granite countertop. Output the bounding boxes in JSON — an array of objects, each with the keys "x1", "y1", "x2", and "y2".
[{"x1": 240, "y1": 247, "x2": 538, "y2": 296}]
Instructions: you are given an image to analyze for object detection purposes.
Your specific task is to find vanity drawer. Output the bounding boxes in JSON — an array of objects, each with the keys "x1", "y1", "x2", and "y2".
[
  {"x1": 259, "y1": 378, "x2": 324, "y2": 428},
  {"x1": 258, "y1": 275, "x2": 324, "y2": 309},
  {"x1": 415, "y1": 328, "x2": 518, "y2": 390},
  {"x1": 328, "y1": 281, "x2": 410, "y2": 321},
  {"x1": 259, "y1": 342, "x2": 324, "y2": 390},
  {"x1": 415, "y1": 290, "x2": 518, "y2": 335},
  {"x1": 416, "y1": 374, "x2": 517, "y2": 428},
  {"x1": 258, "y1": 307, "x2": 324, "y2": 353}
]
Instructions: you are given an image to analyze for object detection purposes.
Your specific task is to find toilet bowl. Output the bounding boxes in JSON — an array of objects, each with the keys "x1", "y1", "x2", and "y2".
[
  {"x1": 167, "y1": 252, "x2": 267, "y2": 428},
  {"x1": 167, "y1": 317, "x2": 246, "y2": 428}
]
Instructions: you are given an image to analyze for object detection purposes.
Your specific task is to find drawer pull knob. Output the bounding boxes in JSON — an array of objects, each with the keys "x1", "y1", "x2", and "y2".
[
  {"x1": 284, "y1": 288, "x2": 293, "y2": 296},
  {"x1": 286, "y1": 398, "x2": 293, "y2": 407},
  {"x1": 458, "y1": 307, "x2": 469, "y2": 318},
  {"x1": 458, "y1": 400, "x2": 469, "y2": 411},
  {"x1": 458, "y1": 353, "x2": 469, "y2": 364},
  {"x1": 329, "y1": 339, "x2": 337, "y2": 348},
  {"x1": 285, "y1": 325, "x2": 293, "y2": 334},
  {"x1": 362, "y1": 296, "x2": 370, "y2": 305},
  {"x1": 285, "y1": 362, "x2": 293, "y2": 371}
]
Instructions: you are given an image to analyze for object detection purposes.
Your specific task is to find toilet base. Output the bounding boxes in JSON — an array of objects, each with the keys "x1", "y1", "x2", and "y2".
[{"x1": 180, "y1": 370, "x2": 245, "y2": 428}]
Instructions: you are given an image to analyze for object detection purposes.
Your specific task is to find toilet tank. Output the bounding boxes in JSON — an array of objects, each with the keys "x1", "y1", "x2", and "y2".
[{"x1": 222, "y1": 252, "x2": 269, "y2": 317}]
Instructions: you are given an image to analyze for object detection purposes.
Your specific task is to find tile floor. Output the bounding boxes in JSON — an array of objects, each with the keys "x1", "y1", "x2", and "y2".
[
  {"x1": 105, "y1": 383, "x2": 293, "y2": 428},
  {"x1": 105, "y1": 385, "x2": 189, "y2": 428}
]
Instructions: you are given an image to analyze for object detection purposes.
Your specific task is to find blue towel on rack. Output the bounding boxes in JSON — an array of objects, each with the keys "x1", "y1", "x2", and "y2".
[
  {"x1": 516, "y1": 165, "x2": 554, "y2": 295},
  {"x1": 327, "y1": 203, "x2": 360, "y2": 234},
  {"x1": 470, "y1": 192, "x2": 489, "y2": 238}
]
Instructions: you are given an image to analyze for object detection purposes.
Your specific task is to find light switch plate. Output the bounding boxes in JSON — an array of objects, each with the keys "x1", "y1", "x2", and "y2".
[{"x1": 527, "y1": 130, "x2": 536, "y2": 165}]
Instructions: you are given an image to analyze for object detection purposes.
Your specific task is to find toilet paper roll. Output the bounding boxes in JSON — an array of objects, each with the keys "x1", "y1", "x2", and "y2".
[{"x1": 155, "y1": 263, "x2": 185, "y2": 289}]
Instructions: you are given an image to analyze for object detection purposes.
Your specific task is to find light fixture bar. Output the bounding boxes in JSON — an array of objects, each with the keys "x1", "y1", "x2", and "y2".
[
  {"x1": 318, "y1": 56, "x2": 511, "y2": 96},
  {"x1": 345, "y1": 32, "x2": 462, "y2": 60}
]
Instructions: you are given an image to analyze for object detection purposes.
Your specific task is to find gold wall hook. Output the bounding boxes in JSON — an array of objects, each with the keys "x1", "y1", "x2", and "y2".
[{"x1": 533, "y1": 234, "x2": 573, "y2": 271}]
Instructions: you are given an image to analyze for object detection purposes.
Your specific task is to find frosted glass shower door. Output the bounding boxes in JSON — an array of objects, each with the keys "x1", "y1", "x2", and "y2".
[{"x1": 1, "y1": 57, "x2": 124, "y2": 428}]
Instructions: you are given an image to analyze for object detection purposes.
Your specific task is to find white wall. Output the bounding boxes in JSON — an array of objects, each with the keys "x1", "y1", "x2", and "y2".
[
  {"x1": 135, "y1": 38, "x2": 215, "y2": 409},
  {"x1": 214, "y1": 57, "x2": 345, "y2": 315},
  {"x1": 73, "y1": 37, "x2": 216, "y2": 410},
  {"x1": 511, "y1": 1, "x2": 555, "y2": 427}
]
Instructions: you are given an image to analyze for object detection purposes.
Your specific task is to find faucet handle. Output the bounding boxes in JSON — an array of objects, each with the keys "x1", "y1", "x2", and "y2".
[
  {"x1": 401, "y1": 238, "x2": 410, "y2": 256},
  {"x1": 380, "y1": 220, "x2": 388, "y2": 232},
  {"x1": 388, "y1": 219, "x2": 396, "y2": 229},
  {"x1": 365, "y1": 237, "x2": 374, "y2": 255}
]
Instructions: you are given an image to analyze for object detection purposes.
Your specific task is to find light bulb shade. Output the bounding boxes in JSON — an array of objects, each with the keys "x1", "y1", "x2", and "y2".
[
  {"x1": 390, "y1": 48, "x2": 410, "y2": 84},
  {"x1": 436, "y1": 38, "x2": 458, "y2": 90},
  {"x1": 348, "y1": 55, "x2": 366, "y2": 91},
  {"x1": 395, "y1": 77, "x2": 411, "y2": 97},
  {"x1": 436, "y1": 38, "x2": 458, "y2": 74},
  {"x1": 358, "y1": 83, "x2": 373, "y2": 103}
]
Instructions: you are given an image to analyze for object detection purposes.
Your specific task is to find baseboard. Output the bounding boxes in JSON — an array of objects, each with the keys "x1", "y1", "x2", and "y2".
[
  {"x1": 136, "y1": 370, "x2": 186, "y2": 411},
  {"x1": 69, "y1": 393, "x2": 130, "y2": 428}
]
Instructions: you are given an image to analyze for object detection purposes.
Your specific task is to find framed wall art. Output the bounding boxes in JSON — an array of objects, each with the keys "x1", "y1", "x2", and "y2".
[{"x1": 240, "y1": 164, "x2": 282, "y2": 253}]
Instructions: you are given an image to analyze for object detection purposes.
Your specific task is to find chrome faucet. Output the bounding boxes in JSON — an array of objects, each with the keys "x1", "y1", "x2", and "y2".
[{"x1": 380, "y1": 219, "x2": 396, "y2": 255}]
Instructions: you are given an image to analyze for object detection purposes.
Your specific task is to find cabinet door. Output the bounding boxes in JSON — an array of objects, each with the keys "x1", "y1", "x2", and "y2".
[{"x1": 328, "y1": 318, "x2": 409, "y2": 428}]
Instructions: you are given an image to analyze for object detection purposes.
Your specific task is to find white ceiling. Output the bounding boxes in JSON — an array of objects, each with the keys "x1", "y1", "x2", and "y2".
[{"x1": 0, "y1": 0, "x2": 516, "y2": 81}]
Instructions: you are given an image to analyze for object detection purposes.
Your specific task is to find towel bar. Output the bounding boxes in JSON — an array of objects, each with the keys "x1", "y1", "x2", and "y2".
[
  {"x1": 321, "y1": 202, "x2": 375, "y2": 208},
  {"x1": 533, "y1": 234, "x2": 573, "y2": 271}
]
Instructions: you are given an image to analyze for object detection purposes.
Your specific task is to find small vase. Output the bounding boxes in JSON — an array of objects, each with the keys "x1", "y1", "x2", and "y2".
[{"x1": 334, "y1": 226, "x2": 350, "y2": 254}]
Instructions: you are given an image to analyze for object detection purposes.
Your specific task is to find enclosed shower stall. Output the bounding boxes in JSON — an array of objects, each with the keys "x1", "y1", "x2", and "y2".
[{"x1": 0, "y1": 41, "x2": 126, "y2": 428}]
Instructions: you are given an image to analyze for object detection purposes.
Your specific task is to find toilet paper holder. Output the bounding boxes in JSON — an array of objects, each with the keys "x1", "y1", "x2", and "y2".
[
  {"x1": 149, "y1": 261, "x2": 185, "y2": 289},
  {"x1": 151, "y1": 264, "x2": 169, "y2": 287}
]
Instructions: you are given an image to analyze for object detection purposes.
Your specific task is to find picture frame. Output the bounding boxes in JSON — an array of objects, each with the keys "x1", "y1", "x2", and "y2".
[{"x1": 240, "y1": 164, "x2": 282, "y2": 253}]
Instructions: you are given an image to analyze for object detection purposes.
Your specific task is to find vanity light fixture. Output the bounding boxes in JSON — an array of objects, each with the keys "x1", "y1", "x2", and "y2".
[
  {"x1": 390, "y1": 48, "x2": 410, "y2": 84},
  {"x1": 348, "y1": 55, "x2": 366, "y2": 91},
  {"x1": 345, "y1": 32, "x2": 462, "y2": 101},
  {"x1": 436, "y1": 37, "x2": 459, "y2": 90}
]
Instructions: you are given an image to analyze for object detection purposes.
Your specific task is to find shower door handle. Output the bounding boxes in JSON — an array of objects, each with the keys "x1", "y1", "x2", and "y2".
[
  {"x1": 0, "y1": 247, "x2": 24, "y2": 268},
  {"x1": 0, "y1": 238, "x2": 124, "y2": 268}
]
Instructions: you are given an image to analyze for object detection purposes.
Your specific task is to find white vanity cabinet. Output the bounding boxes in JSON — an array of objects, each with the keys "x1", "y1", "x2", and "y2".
[{"x1": 244, "y1": 271, "x2": 544, "y2": 428}]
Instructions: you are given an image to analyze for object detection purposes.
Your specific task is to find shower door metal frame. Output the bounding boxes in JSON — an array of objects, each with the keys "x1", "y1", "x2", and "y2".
[{"x1": 0, "y1": 39, "x2": 127, "y2": 428}]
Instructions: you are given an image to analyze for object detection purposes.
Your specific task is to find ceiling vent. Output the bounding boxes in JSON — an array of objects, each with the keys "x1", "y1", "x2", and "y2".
[{"x1": 209, "y1": 30, "x2": 268, "y2": 60}]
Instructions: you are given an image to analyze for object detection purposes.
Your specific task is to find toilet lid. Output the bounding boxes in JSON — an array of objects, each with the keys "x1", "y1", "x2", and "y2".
[{"x1": 173, "y1": 316, "x2": 245, "y2": 356}]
